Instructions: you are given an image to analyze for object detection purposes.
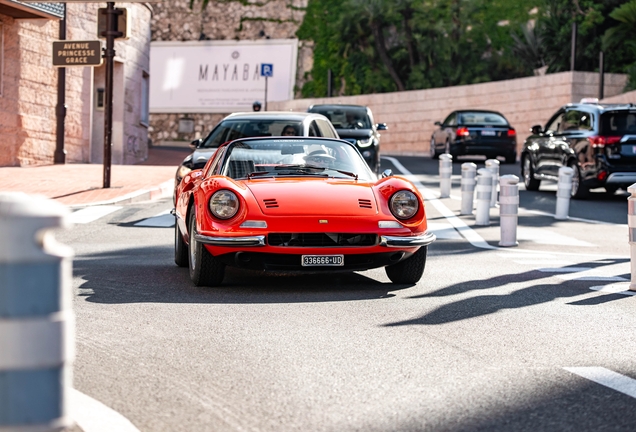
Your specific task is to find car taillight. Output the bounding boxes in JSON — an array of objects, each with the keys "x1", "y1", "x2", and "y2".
[
  {"x1": 507, "y1": 128, "x2": 516, "y2": 137},
  {"x1": 597, "y1": 171, "x2": 608, "y2": 181},
  {"x1": 588, "y1": 136, "x2": 621, "y2": 148},
  {"x1": 456, "y1": 127, "x2": 470, "y2": 137}
]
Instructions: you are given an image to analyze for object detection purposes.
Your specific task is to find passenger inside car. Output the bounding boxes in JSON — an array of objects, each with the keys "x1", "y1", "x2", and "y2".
[{"x1": 281, "y1": 125, "x2": 299, "y2": 136}]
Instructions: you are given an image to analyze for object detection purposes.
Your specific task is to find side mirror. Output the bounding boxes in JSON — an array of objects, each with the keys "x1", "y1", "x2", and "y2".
[
  {"x1": 381, "y1": 169, "x2": 393, "y2": 178},
  {"x1": 530, "y1": 125, "x2": 543, "y2": 135},
  {"x1": 376, "y1": 123, "x2": 388, "y2": 131},
  {"x1": 434, "y1": 121, "x2": 442, "y2": 127},
  {"x1": 190, "y1": 138, "x2": 203, "y2": 149}
]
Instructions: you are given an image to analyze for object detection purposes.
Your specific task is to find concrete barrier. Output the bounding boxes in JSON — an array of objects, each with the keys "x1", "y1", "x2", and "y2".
[
  {"x1": 499, "y1": 175, "x2": 519, "y2": 247},
  {"x1": 555, "y1": 167, "x2": 574, "y2": 220},
  {"x1": 475, "y1": 169, "x2": 493, "y2": 226},
  {"x1": 460, "y1": 162, "x2": 477, "y2": 215},
  {"x1": 439, "y1": 154, "x2": 453, "y2": 198},
  {"x1": 0, "y1": 192, "x2": 74, "y2": 431}
]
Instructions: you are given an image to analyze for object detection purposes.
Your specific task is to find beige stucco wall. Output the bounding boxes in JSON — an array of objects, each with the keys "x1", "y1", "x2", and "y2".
[
  {"x1": 601, "y1": 89, "x2": 636, "y2": 104},
  {"x1": 268, "y1": 71, "x2": 629, "y2": 156},
  {"x1": 0, "y1": 3, "x2": 151, "y2": 167}
]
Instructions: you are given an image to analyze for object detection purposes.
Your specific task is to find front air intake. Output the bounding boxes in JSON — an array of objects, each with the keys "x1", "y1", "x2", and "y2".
[
  {"x1": 263, "y1": 199, "x2": 278, "y2": 208},
  {"x1": 358, "y1": 199, "x2": 373, "y2": 209}
]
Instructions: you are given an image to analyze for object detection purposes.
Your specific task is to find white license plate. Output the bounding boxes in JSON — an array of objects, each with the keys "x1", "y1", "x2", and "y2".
[
  {"x1": 302, "y1": 255, "x2": 344, "y2": 267},
  {"x1": 481, "y1": 130, "x2": 496, "y2": 136}
]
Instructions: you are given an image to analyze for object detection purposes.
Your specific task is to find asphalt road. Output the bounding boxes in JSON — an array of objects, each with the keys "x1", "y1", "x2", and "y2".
[{"x1": 61, "y1": 155, "x2": 636, "y2": 432}]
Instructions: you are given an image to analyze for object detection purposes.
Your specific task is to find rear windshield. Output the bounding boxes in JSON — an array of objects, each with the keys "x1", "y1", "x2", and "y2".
[
  {"x1": 201, "y1": 120, "x2": 303, "y2": 148},
  {"x1": 458, "y1": 112, "x2": 508, "y2": 126},
  {"x1": 600, "y1": 111, "x2": 636, "y2": 136},
  {"x1": 309, "y1": 107, "x2": 371, "y2": 129}
]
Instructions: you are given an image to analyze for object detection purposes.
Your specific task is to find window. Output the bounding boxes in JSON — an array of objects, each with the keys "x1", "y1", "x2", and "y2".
[
  {"x1": 545, "y1": 111, "x2": 564, "y2": 135},
  {"x1": 140, "y1": 71, "x2": 149, "y2": 126},
  {"x1": 458, "y1": 112, "x2": 508, "y2": 126},
  {"x1": 561, "y1": 110, "x2": 592, "y2": 132},
  {"x1": 316, "y1": 118, "x2": 336, "y2": 137},
  {"x1": 601, "y1": 112, "x2": 636, "y2": 135},
  {"x1": 443, "y1": 112, "x2": 457, "y2": 127},
  {"x1": 308, "y1": 121, "x2": 320, "y2": 137}
]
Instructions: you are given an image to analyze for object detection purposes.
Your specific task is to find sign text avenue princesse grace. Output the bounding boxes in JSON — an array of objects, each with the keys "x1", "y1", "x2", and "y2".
[{"x1": 52, "y1": 40, "x2": 102, "y2": 67}]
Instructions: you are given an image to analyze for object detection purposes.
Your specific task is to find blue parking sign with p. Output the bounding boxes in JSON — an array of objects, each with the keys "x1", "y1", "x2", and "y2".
[{"x1": 261, "y1": 63, "x2": 274, "y2": 78}]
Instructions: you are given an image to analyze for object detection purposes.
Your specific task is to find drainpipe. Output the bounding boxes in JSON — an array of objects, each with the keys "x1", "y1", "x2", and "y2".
[{"x1": 54, "y1": 4, "x2": 67, "y2": 164}]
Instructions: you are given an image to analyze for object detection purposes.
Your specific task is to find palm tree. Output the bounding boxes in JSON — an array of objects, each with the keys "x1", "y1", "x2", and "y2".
[{"x1": 602, "y1": 0, "x2": 636, "y2": 53}]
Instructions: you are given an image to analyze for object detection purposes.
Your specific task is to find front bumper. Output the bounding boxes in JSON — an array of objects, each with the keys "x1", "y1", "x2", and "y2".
[{"x1": 380, "y1": 231, "x2": 436, "y2": 247}]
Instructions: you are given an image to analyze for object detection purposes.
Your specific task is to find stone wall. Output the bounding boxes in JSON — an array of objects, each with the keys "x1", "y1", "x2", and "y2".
[
  {"x1": 601, "y1": 89, "x2": 636, "y2": 104},
  {"x1": 148, "y1": 0, "x2": 309, "y2": 146},
  {"x1": 268, "y1": 71, "x2": 629, "y2": 156}
]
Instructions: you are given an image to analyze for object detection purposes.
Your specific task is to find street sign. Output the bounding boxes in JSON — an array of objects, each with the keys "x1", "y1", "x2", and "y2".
[
  {"x1": 261, "y1": 63, "x2": 274, "y2": 78},
  {"x1": 52, "y1": 40, "x2": 102, "y2": 67},
  {"x1": 97, "y1": 7, "x2": 129, "y2": 39}
]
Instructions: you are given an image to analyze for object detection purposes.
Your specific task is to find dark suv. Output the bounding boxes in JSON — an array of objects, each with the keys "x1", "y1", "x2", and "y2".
[
  {"x1": 521, "y1": 101, "x2": 636, "y2": 198},
  {"x1": 307, "y1": 104, "x2": 386, "y2": 174}
]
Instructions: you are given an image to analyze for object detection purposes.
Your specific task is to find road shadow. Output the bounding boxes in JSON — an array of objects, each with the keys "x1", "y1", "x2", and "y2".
[{"x1": 73, "y1": 245, "x2": 410, "y2": 305}]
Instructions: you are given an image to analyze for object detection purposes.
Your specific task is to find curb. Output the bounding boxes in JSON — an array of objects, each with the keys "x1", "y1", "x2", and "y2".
[{"x1": 67, "y1": 179, "x2": 174, "y2": 209}]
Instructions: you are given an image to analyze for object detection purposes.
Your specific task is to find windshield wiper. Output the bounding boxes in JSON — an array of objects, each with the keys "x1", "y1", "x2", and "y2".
[
  {"x1": 247, "y1": 171, "x2": 276, "y2": 179},
  {"x1": 303, "y1": 164, "x2": 359, "y2": 180}
]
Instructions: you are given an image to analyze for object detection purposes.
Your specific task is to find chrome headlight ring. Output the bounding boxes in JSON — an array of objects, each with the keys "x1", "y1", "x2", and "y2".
[
  {"x1": 209, "y1": 190, "x2": 240, "y2": 220},
  {"x1": 389, "y1": 190, "x2": 419, "y2": 220},
  {"x1": 357, "y1": 137, "x2": 374, "y2": 148}
]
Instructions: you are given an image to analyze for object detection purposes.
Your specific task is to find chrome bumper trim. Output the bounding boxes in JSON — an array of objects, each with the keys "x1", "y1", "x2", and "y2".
[
  {"x1": 194, "y1": 234, "x2": 266, "y2": 247},
  {"x1": 379, "y1": 231, "x2": 436, "y2": 248},
  {"x1": 605, "y1": 173, "x2": 636, "y2": 184}
]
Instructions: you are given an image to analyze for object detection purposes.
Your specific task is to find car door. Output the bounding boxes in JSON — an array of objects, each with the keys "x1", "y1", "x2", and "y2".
[
  {"x1": 435, "y1": 112, "x2": 456, "y2": 148},
  {"x1": 536, "y1": 110, "x2": 564, "y2": 177}
]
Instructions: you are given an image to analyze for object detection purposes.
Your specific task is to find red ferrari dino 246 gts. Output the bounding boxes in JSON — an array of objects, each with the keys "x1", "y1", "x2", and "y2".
[{"x1": 173, "y1": 137, "x2": 435, "y2": 286}]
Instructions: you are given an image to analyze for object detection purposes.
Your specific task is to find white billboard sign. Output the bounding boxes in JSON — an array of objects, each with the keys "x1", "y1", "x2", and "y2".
[{"x1": 149, "y1": 39, "x2": 298, "y2": 113}]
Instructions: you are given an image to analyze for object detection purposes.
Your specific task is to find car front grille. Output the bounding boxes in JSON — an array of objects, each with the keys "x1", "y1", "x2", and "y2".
[{"x1": 268, "y1": 233, "x2": 378, "y2": 247}]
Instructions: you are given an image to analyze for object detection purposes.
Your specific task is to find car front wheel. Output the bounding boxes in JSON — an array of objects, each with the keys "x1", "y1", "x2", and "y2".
[
  {"x1": 188, "y1": 212, "x2": 225, "y2": 287},
  {"x1": 174, "y1": 218, "x2": 188, "y2": 267},
  {"x1": 522, "y1": 155, "x2": 540, "y2": 191},
  {"x1": 430, "y1": 138, "x2": 439, "y2": 159},
  {"x1": 569, "y1": 162, "x2": 588, "y2": 199},
  {"x1": 385, "y1": 247, "x2": 427, "y2": 284}
]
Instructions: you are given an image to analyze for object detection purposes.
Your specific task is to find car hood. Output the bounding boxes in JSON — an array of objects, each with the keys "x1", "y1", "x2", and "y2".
[
  {"x1": 188, "y1": 147, "x2": 217, "y2": 169},
  {"x1": 246, "y1": 179, "x2": 378, "y2": 216},
  {"x1": 335, "y1": 129, "x2": 373, "y2": 140}
]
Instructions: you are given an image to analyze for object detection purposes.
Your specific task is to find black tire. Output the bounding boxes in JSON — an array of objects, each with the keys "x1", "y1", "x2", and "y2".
[
  {"x1": 504, "y1": 152, "x2": 516, "y2": 164},
  {"x1": 569, "y1": 162, "x2": 588, "y2": 199},
  {"x1": 605, "y1": 185, "x2": 619, "y2": 195},
  {"x1": 188, "y1": 212, "x2": 225, "y2": 287},
  {"x1": 174, "y1": 218, "x2": 188, "y2": 267},
  {"x1": 522, "y1": 155, "x2": 540, "y2": 191},
  {"x1": 385, "y1": 247, "x2": 427, "y2": 284},
  {"x1": 430, "y1": 138, "x2": 439, "y2": 159}
]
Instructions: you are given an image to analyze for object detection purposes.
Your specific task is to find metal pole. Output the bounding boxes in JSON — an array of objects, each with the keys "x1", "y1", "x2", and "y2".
[
  {"x1": 485, "y1": 159, "x2": 500, "y2": 207},
  {"x1": 570, "y1": 22, "x2": 577, "y2": 71},
  {"x1": 599, "y1": 51, "x2": 605, "y2": 100},
  {"x1": 264, "y1": 76, "x2": 268, "y2": 111},
  {"x1": 460, "y1": 162, "x2": 476, "y2": 215},
  {"x1": 327, "y1": 69, "x2": 332, "y2": 98},
  {"x1": 102, "y1": 2, "x2": 122, "y2": 189},
  {"x1": 555, "y1": 166, "x2": 574, "y2": 220},
  {"x1": 475, "y1": 168, "x2": 492, "y2": 226},
  {"x1": 499, "y1": 175, "x2": 519, "y2": 247},
  {"x1": 439, "y1": 154, "x2": 452, "y2": 198},
  {"x1": 54, "y1": 4, "x2": 67, "y2": 164}
]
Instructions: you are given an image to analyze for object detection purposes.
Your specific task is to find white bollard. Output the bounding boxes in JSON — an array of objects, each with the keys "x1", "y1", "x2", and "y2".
[
  {"x1": 439, "y1": 153, "x2": 453, "y2": 198},
  {"x1": 629, "y1": 184, "x2": 636, "y2": 291},
  {"x1": 555, "y1": 166, "x2": 574, "y2": 220},
  {"x1": 460, "y1": 162, "x2": 477, "y2": 215},
  {"x1": 485, "y1": 159, "x2": 500, "y2": 208},
  {"x1": 499, "y1": 175, "x2": 519, "y2": 247},
  {"x1": 0, "y1": 193, "x2": 74, "y2": 431},
  {"x1": 475, "y1": 168, "x2": 493, "y2": 226}
]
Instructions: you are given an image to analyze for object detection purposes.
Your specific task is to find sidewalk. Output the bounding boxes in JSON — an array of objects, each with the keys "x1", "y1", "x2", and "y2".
[{"x1": 0, "y1": 146, "x2": 191, "y2": 208}]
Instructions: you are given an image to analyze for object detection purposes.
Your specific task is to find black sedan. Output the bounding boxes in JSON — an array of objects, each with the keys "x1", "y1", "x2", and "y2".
[
  {"x1": 430, "y1": 110, "x2": 517, "y2": 163},
  {"x1": 307, "y1": 104, "x2": 387, "y2": 175}
]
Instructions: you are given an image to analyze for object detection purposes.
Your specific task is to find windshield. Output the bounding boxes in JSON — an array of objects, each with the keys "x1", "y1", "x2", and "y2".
[
  {"x1": 201, "y1": 119, "x2": 304, "y2": 148},
  {"x1": 458, "y1": 112, "x2": 508, "y2": 126},
  {"x1": 600, "y1": 112, "x2": 636, "y2": 135},
  {"x1": 221, "y1": 138, "x2": 374, "y2": 181},
  {"x1": 309, "y1": 107, "x2": 371, "y2": 130}
]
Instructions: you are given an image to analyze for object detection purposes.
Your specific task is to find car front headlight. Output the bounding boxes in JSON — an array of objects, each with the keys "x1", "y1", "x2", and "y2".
[
  {"x1": 389, "y1": 190, "x2": 419, "y2": 220},
  {"x1": 357, "y1": 137, "x2": 374, "y2": 148},
  {"x1": 209, "y1": 190, "x2": 239, "y2": 219},
  {"x1": 177, "y1": 165, "x2": 192, "y2": 179}
]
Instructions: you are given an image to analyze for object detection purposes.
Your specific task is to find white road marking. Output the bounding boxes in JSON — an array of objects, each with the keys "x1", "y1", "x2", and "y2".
[
  {"x1": 71, "y1": 388, "x2": 140, "y2": 432},
  {"x1": 538, "y1": 267, "x2": 628, "y2": 282},
  {"x1": 517, "y1": 227, "x2": 594, "y2": 247},
  {"x1": 70, "y1": 206, "x2": 122, "y2": 224},
  {"x1": 427, "y1": 222, "x2": 463, "y2": 240},
  {"x1": 590, "y1": 283, "x2": 636, "y2": 296},
  {"x1": 537, "y1": 267, "x2": 592, "y2": 273},
  {"x1": 521, "y1": 208, "x2": 624, "y2": 226},
  {"x1": 134, "y1": 209, "x2": 175, "y2": 227},
  {"x1": 564, "y1": 367, "x2": 636, "y2": 399}
]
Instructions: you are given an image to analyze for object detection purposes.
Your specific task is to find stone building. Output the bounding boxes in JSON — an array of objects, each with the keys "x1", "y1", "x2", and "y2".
[
  {"x1": 148, "y1": 0, "x2": 311, "y2": 145},
  {"x1": 0, "y1": 1, "x2": 152, "y2": 167}
]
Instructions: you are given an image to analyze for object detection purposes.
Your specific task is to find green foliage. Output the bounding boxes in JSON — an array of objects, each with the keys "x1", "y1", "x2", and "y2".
[{"x1": 298, "y1": 0, "x2": 636, "y2": 97}]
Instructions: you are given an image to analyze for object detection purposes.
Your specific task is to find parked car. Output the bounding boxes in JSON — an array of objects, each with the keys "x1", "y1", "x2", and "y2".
[
  {"x1": 174, "y1": 112, "x2": 339, "y2": 201},
  {"x1": 430, "y1": 110, "x2": 517, "y2": 163},
  {"x1": 521, "y1": 101, "x2": 636, "y2": 198},
  {"x1": 307, "y1": 104, "x2": 387, "y2": 175},
  {"x1": 173, "y1": 136, "x2": 435, "y2": 287}
]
